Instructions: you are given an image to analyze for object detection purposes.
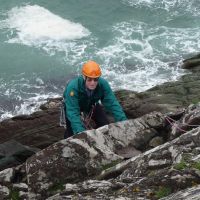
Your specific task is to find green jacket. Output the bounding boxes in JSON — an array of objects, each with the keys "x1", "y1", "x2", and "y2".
[{"x1": 63, "y1": 76, "x2": 127, "y2": 134}]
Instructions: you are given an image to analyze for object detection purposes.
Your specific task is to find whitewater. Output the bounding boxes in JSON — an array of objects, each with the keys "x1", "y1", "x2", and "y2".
[{"x1": 0, "y1": 0, "x2": 200, "y2": 121}]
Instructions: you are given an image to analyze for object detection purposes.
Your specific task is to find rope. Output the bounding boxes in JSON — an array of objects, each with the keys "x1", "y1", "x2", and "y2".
[
  {"x1": 165, "y1": 115, "x2": 200, "y2": 127},
  {"x1": 84, "y1": 105, "x2": 95, "y2": 130},
  {"x1": 165, "y1": 116, "x2": 187, "y2": 133},
  {"x1": 165, "y1": 115, "x2": 200, "y2": 134}
]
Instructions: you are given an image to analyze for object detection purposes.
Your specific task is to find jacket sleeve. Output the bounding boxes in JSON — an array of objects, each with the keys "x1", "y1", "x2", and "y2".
[
  {"x1": 101, "y1": 80, "x2": 127, "y2": 122},
  {"x1": 63, "y1": 86, "x2": 85, "y2": 134}
]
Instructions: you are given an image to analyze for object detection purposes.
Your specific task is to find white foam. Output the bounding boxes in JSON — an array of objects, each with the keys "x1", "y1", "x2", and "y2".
[
  {"x1": 122, "y1": 0, "x2": 200, "y2": 16},
  {"x1": 14, "y1": 93, "x2": 60, "y2": 114},
  {"x1": 2, "y1": 5, "x2": 90, "y2": 45},
  {"x1": 0, "y1": 74, "x2": 61, "y2": 122},
  {"x1": 0, "y1": 93, "x2": 60, "y2": 122},
  {"x1": 0, "y1": 112, "x2": 13, "y2": 121},
  {"x1": 97, "y1": 20, "x2": 200, "y2": 91},
  {"x1": 0, "y1": 4, "x2": 94, "y2": 66},
  {"x1": 1, "y1": 2, "x2": 200, "y2": 121}
]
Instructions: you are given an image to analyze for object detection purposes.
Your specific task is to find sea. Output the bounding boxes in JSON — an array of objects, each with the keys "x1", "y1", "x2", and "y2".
[{"x1": 0, "y1": 0, "x2": 200, "y2": 121}]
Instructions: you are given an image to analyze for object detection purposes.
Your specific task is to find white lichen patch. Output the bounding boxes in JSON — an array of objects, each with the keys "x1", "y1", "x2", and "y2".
[
  {"x1": 62, "y1": 146, "x2": 76, "y2": 158},
  {"x1": 0, "y1": 168, "x2": 14, "y2": 182},
  {"x1": 89, "y1": 128, "x2": 112, "y2": 150},
  {"x1": 82, "y1": 180, "x2": 112, "y2": 190},
  {"x1": 19, "y1": 191, "x2": 28, "y2": 198},
  {"x1": 37, "y1": 170, "x2": 47, "y2": 181},
  {"x1": 40, "y1": 182, "x2": 51, "y2": 190},
  {"x1": 96, "y1": 125, "x2": 109, "y2": 134},
  {"x1": 171, "y1": 174, "x2": 186, "y2": 183},
  {"x1": 35, "y1": 150, "x2": 44, "y2": 157},
  {"x1": 46, "y1": 155, "x2": 59, "y2": 165},
  {"x1": 168, "y1": 146, "x2": 182, "y2": 163},
  {"x1": 148, "y1": 159, "x2": 169, "y2": 167},
  {"x1": 192, "y1": 154, "x2": 200, "y2": 161},
  {"x1": 115, "y1": 197, "x2": 132, "y2": 200},
  {"x1": 13, "y1": 183, "x2": 28, "y2": 190},
  {"x1": 60, "y1": 139, "x2": 70, "y2": 145},
  {"x1": 0, "y1": 185, "x2": 9, "y2": 196},
  {"x1": 65, "y1": 183, "x2": 79, "y2": 191}
]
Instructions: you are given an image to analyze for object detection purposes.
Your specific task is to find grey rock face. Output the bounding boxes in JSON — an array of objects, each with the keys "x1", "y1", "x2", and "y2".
[
  {"x1": 170, "y1": 103, "x2": 200, "y2": 140},
  {"x1": 99, "y1": 127, "x2": 200, "y2": 199},
  {"x1": 0, "y1": 103, "x2": 199, "y2": 199},
  {"x1": 160, "y1": 185, "x2": 200, "y2": 200},
  {"x1": 47, "y1": 179, "x2": 126, "y2": 200},
  {"x1": 0, "y1": 185, "x2": 9, "y2": 199},
  {"x1": 0, "y1": 100, "x2": 64, "y2": 150},
  {"x1": 25, "y1": 112, "x2": 163, "y2": 198},
  {"x1": 0, "y1": 168, "x2": 14, "y2": 183},
  {"x1": 0, "y1": 140, "x2": 40, "y2": 171},
  {"x1": 47, "y1": 126, "x2": 200, "y2": 200}
]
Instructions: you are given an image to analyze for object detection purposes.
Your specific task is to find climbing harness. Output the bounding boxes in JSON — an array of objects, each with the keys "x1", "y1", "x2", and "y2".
[{"x1": 59, "y1": 99, "x2": 96, "y2": 130}]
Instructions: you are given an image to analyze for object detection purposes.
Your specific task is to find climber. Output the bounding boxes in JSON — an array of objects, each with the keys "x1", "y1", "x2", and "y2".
[{"x1": 63, "y1": 60, "x2": 127, "y2": 138}]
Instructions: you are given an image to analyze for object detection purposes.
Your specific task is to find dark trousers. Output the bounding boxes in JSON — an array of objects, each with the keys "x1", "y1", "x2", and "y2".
[{"x1": 64, "y1": 104, "x2": 109, "y2": 139}]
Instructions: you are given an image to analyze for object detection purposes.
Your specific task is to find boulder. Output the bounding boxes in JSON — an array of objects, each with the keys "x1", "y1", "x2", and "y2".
[
  {"x1": 46, "y1": 126, "x2": 200, "y2": 199},
  {"x1": 25, "y1": 112, "x2": 164, "y2": 198},
  {"x1": 96, "y1": 127, "x2": 200, "y2": 199},
  {"x1": 0, "y1": 104, "x2": 198, "y2": 199},
  {"x1": 182, "y1": 53, "x2": 200, "y2": 69},
  {"x1": 0, "y1": 185, "x2": 9, "y2": 199},
  {"x1": 170, "y1": 103, "x2": 200, "y2": 139},
  {"x1": 0, "y1": 140, "x2": 39, "y2": 171},
  {"x1": 0, "y1": 168, "x2": 14, "y2": 183},
  {"x1": 0, "y1": 98, "x2": 64, "y2": 149}
]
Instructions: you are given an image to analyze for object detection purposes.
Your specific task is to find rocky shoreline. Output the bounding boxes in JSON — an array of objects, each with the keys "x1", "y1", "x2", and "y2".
[{"x1": 0, "y1": 54, "x2": 200, "y2": 199}]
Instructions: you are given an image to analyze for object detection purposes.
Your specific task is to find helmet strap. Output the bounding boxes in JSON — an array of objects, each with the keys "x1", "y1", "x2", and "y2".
[{"x1": 82, "y1": 75, "x2": 86, "y2": 81}]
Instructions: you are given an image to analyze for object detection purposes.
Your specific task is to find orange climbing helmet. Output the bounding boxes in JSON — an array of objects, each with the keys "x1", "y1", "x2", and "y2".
[{"x1": 82, "y1": 60, "x2": 102, "y2": 78}]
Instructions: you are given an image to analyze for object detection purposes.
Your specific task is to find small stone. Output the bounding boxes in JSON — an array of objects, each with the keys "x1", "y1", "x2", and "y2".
[{"x1": 149, "y1": 136, "x2": 163, "y2": 148}]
